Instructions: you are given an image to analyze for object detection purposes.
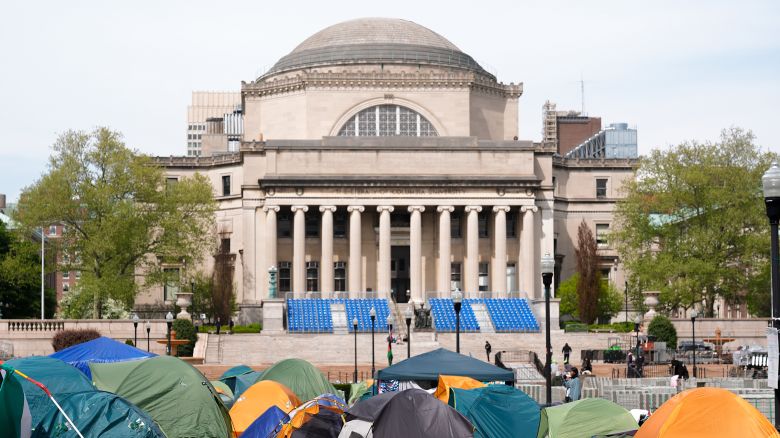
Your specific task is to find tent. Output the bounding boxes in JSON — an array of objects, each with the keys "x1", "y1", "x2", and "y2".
[
  {"x1": 221, "y1": 364, "x2": 255, "y2": 379},
  {"x1": 338, "y1": 419, "x2": 373, "y2": 438},
  {"x1": 243, "y1": 406, "x2": 290, "y2": 438},
  {"x1": 260, "y1": 358, "x2": 339, "y2": 402},
  {"x1": 434, "y1": 375, "x2": 485, "y2": 403},
  {"x1": 0, "y1": 368, "x2": 32, "y2": 438},
  {"x1": 346, "y1": 391, "x2": 399, "y2": 422},
  {"x1": 219, "y1": 364, "x2": 263, "y2": 399},
  {"x1": 635, "y1": 387, "x2": 779, "y2": 438},
  {"x1": 371, "y1": 388, "x2": 474, "y2": 438},
  {"x1": 90, "y1": 355, "x2": 232, "y2": 438},
  {"x1": 449, "y1": 385, "x2": 540, "y2": 438},
  {"x1": 278, "y1": 394, "x2": 348, "y2": 438},
  {"x1": 50, "y1": 336, "x2": 156, "y2": 379},
  {"x1": 376, "y1": 348, "x2": 514, "y2": 383},
  {"x1": 5, "y1": 357, "x2": 96, "y2": 427},
  {"x1": 211, "y1": 380, "x2": 236, "y2": 408},
  {"x1": 230, "y1": 380, "x2": 301, "y2": 436},
  {"x1": 348, "y1": 381, "x2": 373, "y2": 406},
  {"x1": 537, "y1": 398, "x2": 638, "y2": 438},
  {"x1": 32, "y1": 390, "x2": 165, "y2": 438}
]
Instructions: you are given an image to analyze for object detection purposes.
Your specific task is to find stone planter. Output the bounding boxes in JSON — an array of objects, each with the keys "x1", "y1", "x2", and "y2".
[
  {"x1": 175, "y1": 292, "x2": 193, "y2": 321},
  {"x1": 643, "y1": 290, "x2": 660, "y2": 323}
]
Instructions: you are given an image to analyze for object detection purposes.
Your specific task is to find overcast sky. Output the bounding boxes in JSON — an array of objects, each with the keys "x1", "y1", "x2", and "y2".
[{"x1": 1, "y1": 0, "x2": 778, "y2": 202}]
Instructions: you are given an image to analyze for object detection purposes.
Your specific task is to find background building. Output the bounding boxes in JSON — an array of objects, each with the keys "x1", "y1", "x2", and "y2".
[{"x1": 186, "y1": 92, "x2": 241, "y2": 157}]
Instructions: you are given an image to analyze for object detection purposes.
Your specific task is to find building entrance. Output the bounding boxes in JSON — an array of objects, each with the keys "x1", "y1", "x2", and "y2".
[{"x1": 391, "y1": 245, "x2": 410, "y2": 303}]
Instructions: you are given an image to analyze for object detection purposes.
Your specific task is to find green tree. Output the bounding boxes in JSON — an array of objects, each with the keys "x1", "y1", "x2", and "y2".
[
  {"x1": 612, "y1": 128, "x2": 774, "y2": 317},
  {"x1": 647, "y1": 315, "x2": 677, "y2": 348},
  {"x1": 0, "y1": 221, "x2": 56, "y2": 318},
  {"x1": 575, "y1": 220, "x2": 600, "y2": 324},
  {"x1": 15, "y1": 128, "x2": 216, "y2": 318},
  {"x1": 558, "y1": 273, "x2": 623, "y2": 322}
]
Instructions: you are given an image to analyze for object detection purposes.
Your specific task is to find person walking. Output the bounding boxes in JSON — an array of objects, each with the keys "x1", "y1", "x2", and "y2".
[
  {"x1": 485, "y1": 341, "x2": 492, "y2": 362},
  {"x1": 562, "y1": 343, "x2": 572, "y2": 364},
  {"x1": 563, "y1": 367, "x2": 581, "y2": 402}
]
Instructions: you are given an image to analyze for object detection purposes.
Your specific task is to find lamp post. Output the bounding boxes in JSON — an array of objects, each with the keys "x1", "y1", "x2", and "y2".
[
  {"x1": 405, "y1": 306, "x2": 413, "y2": 359},
  {"x1": 540, "y1": 253, "x2": 555, "y2": 406},
  {"x1": 452, "y1": 288, "x2": 463, "y2": 353},
  {"x1": 625, "y1": 281, "x2": 629, "y2": 323},
  {"x1": 132, "y1": 314, "x2": 139, "y2": 347},
  {"x1": 370, "y1": 307, "x2": 376, "y2": 379},
  {"x1": 633, "y1": 315, "x2": 642, "y2": 360},
  {"x1": 165, "y1": 312, "x2": 173, "y2": 356},
  {"x1": 690, "y1": 309, "x2": 698, "y2": 378},
  {"x1": 763, "y1": 162, "x2": 780, "y2": 429},
  {"x1": 353, "y1": 317, "x2": 358, "y2": 383},
  {"x1": 145, "y1": 321, "x2": 150, "y2": 351}
]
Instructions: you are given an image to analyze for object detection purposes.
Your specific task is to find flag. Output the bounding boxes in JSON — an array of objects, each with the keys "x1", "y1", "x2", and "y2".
[{"x1": 0, "y1": 368, "x2": 32, "y2": 438}]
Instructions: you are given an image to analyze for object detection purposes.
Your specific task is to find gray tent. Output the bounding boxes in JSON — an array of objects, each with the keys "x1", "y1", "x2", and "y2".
[
  {"x1": 346, "y1": 391, "x2": 398, "y2": 422},
  {"x1": 371, "y1": 389, "x2": 474, "y2": 438}
]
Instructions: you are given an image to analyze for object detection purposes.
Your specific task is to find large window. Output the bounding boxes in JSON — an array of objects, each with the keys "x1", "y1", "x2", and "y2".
[
  {"x1": 278, "y1": 262, "x2": 291, "y2": 293},
  {"x1": 478, "y1": 263, "x2": 489, "y2": 292},
  {"x1": 451, "y1": 263, "x2": 462, "y2": 292},
  {"x1": 221, "y1": 175, "x2": 231, "y2": 196},
  {"x1": 278, "y1": 211, "x2": 292, "y2": 238},
  {"x1": 506, "y1": 211, "x2": 517, "y2": 238},
  {"x1": 338, "y1": 105, "x2": 438, "y2": 137},
  {"x1": 596, "y1": 178, "x2": 608, "y2": 199},
  {"x1": 334, "y1": 262, "x2": 346, "y2": 292},
  {"x1": 478, "y1": 211, "x2": 489, "y2": 238},
  {"x1": 306, "y1": 261, "x2": 319, "y2": 292},
  {"x1": 334, "y1": 210, "x2": 347, "y2": 238},
  {"x1": 450, "y1": 214, "x2": 462, "y2": 238},
  {"x1": 163, "y1": 268, "x2": 180, "y2": 302},
  {"x1": 305, "y1": 210, "x2": 319, "y2": 238},
  {"x1": 596, "y1": 223, "x2": 610, "y2": 248}
]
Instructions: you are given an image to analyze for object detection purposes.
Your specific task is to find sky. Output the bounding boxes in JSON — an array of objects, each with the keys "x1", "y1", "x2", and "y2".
[{"x1": 1, "y1": 0, "x2": 778, "y2": 203}]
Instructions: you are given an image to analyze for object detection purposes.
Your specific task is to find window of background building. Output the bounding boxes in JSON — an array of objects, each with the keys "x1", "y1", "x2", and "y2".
[
  {"x1": 390, "y1": 212, "x2": 410, "y2": 227},
  {"x1": 305, "y1": 210, "x2": 319, "y2": 238},
  {"x1": 506, "y1": 263, "x2": 517, "y2": 292},
  {"x1": 596, "y1": 224, "x2": 610, "y2": 248},
  {"x1": 334, "y1": 262, "x2": 346, "y2": 292},
  {"x1": 338, "y1": 105, "x2": 438, "y2": 137},
  {"x1": 450, "y1": 214, "x2": 462, "y2": 238},
  {"x1": 478, "y1": 263, "x2": 489, "y2": 292},
  {"x1": 451, "y1": 263, "x2": 462, "y2": 291},
  {"x1": 49, "y1": 225, "x2": 57, "y2": 236},
  {"x1": 596, "y1": 178, "x2": 608, "y2": 199},
  {"x1": 306, "y1": 261, "x2": 319, "y2": 292},
  {"x1": 166, "y1": 177, "x2": 179, "y2": 188},
  {"x1": 600, "y1": 267, "x2": 611, "y2": 285},
  {"x1": 221, "y1": 175, "x2": 231, "y2": 196},
  {"x1": 63, "y1": 284, "x2": 69, "y2": 292},
  {"x1": 278, "y1": 211, "x2": 292, "y2": 238},
  {"x1": 163, "y1": 268, "x2": 180, "y2": 301},
  {"x1": 506, "y1": 211, "x2": 517, "y2": 238},
  {"x1": 75, "y1": 271, "x2": 81, "y2": 279},
  {"x1": 220, "y1": 238, "x2": 230, "y2": 254},
  {"x1": 478, "y1": 211, "x2": 489, "y2": 238},
  {"x1": 62, "y1": 271, "x2": 69, "y2": 280},
  {"x1": 279, "y1": 262, "x2": 291, "y2": 293},
  {"x1": 334, "y1": 209, "x2": 347, "y2": 238}
]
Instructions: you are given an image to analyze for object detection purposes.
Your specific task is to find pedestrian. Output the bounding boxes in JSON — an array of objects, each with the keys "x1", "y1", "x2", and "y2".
[
  {"x1": 215, "y1": 317, "x2": 222, "y2": 335},
  {"x1": 563, "y1": 367, "x2": 581, "y2": 402},
  {"x1": 485, "y1": 340, "x2": 492, "y2": 362},
  {"x1": 562, "y1": 342, "x2": 572, "y2": 364},
  {"x1": 581, "y1": 357, "x2": 593, "y2": 374}
]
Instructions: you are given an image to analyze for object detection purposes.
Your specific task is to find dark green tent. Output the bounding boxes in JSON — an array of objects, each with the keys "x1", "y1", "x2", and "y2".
[
  {"x1": 0, "y1": 367, "x2": 32, "y2": 438},
  {"x1": 259, "y1": 358, "x2": 338, "y2": 402},
  {"x1": 450, "y1": 385, "x2": 540, "y2": 438},
  {"x1": 376, "y1": 348, "x2": 514, "y2": 383},
  {"x1": 32, "y1": 390, "x2": 165, "y2": 438},
  {"x1": 90, "y1": 356, "x2": 232, "y2": 438}
]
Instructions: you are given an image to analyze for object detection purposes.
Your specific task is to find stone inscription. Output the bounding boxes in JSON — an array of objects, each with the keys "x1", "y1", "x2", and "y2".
[{"x1": 334, "y1": 187, "x2": 466, "y2": 195}]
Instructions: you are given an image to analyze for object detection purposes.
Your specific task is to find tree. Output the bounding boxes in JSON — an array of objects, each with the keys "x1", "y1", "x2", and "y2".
[
  {"x1": 612, "y1": 128, "x2": 774, "y2": 317},
  {"x1": 648, "y1": 315, "x2": 677, "y2": 348},
  {"x1": 558, "y1": 273, "x2": 623, "y2": 323},
  {"x1": 575, "y1": 220, "x2": 601, "y2": 324},
  {"x1": 15, "y1": 128, "x2": 216, "y2": 318},
  {"x1": 0, "y1": 221, "x2": 56, "y2": 318},
  {"x1": 212, "y1": 245, "x2": 236, "y2": 325}
]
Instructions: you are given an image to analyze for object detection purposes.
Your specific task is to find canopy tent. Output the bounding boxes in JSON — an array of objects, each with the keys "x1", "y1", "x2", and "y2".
[
  {"x1": 376, "y1": 348, "x2": 514, "y2": 383},
  {"x1": 50, "y1": 336, "x2": 156, "y2": 379},
  {"x1": 449, "y1": 385, "x2": 540, "y2": 438},
  {"x1": 260, "y1": 358, "x2": 339, "y2": 402},
  {"x1": 278, "y1": 394, "x2": 348, "y2": 438},
  {"x1": 5, "y1": 357, "x2": 96, "y2": 427},
  {"x1": 434, "y1": 375, "x2": 485, "y2": 403},
  {"x1": 90, "y1": 355, "x2": 232, "y2": 438},
  {"x1": 0, "y1": 368, "x2": 32, "y2": 438},
  {"x1": 537, "y1": 398, "x2": 638, "y2": 438},
  {"x1": 635, "y1": 387, "x2": 779, "y2": 438},
  {"x1": 242, "y1": 406, "x2": 290, "y2": 438},
  {"x1": 32, "y1": 390, "x2": 165, "y2": 438},
  {"x1": 230, "y1": 380, "x2": 301, "y2": 436},
  {"x1": 371, "y1": 388, "x2": 474, "y2": 438}
]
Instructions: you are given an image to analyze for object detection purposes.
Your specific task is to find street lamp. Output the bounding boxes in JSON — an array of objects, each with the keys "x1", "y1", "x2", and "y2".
[
  {"x1": 624, "y1": 281, "x2": 629, "y2": 323},
  {"x1": 690, "y1": 309, "x2": 698, "y2": 378},
  {"x1": 404, "y1": 306, "x2": 413, "y2": 358},
  {"x1": 132, "y1": 313, "x2": 139, "y2": 347},
  {"x1": 352, "y1": 317, "x2": 358, "y2": 383},
  {"x1": 763, "y1": 162, "x2": 780, "y2": 428},
  {"x1": 145, "y1": 321, "x2": 151, "y2": 351},
  {"x1": 165, "y1": 312, "x2": 174, "y2": 356},
  {"x1": 386, "y1": 314, "x2": 394, "y2": 366},
  {"x1": 540, "y1": 253, "x2": 555, "y2": 406},
  {"x1": 452, "y1": 288, "x2": 463, "y2": 353},
  {"x1": 369, "y1": 307, "x2": 376, "y2": 379}
]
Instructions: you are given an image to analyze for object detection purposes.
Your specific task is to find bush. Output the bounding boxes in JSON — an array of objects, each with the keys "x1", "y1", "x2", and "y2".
[
  {"x1": 52, "y1": 329, "x2": 101, "y2": 352},
  {"x1": 172, "y1": 319, "x2": 198, "y2": 357},
  {"x1": 648, "y1": 315, "x2": 677, "y2": 348},
  {"x1": 124, "y1": 339, "x2": 134, "y2": 347},
  {"x1": 589, "y1": 322, "x2": 635, "y2": 333},
  {"x1": 197, "y1": 323, "x2": 262, "y2": 334}
]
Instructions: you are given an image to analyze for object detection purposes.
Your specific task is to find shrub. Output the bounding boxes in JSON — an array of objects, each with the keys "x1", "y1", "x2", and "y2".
[
  {"x1": 172, "y1": 318, "x2": 198, "y2": 357},
  {"x1": 125, "y1": 339, "x2": 134, "y2": 347},
  {"x1": 52, "y1": 329, "x2": 101, "y2": 352},
  {"x1": 648, "y1": 315, "x2": 677, "y2": 348},
  {"x1": 197, "y1": 323, "x2": 262, "y2": 333}
]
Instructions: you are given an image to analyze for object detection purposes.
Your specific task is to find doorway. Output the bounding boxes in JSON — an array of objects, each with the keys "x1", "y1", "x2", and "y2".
[{"x1": 391, "y1": 245, "x2": 410, "y2": 302}]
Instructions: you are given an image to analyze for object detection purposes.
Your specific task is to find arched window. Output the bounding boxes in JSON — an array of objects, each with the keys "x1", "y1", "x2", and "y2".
[{"x1": 338, "y1": 105, "x2": 438, "y2": 137}]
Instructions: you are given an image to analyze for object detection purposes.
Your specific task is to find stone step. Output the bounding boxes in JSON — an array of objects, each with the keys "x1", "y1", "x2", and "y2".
[
  {"x1": 331, "y1": 303, "x2": 348, "y2": 335},
  {"x1": 471, "y1": 303, "x2": 495, "y2": 333}
]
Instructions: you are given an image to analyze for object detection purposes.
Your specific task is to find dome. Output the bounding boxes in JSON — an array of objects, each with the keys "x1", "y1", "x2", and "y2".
[{"x1": 261, "y1": 18, "x2": 491, "y2": 79}]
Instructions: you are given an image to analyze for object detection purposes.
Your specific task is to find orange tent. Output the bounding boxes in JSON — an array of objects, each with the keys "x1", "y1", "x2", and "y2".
[
  {"x1": 229, "y1": 380, "x2": 301, "y2": 436},
  {"x1": 636, "y1": 387, "x2": 779, "y2": 438},
  {"x1": 433, "y1": 375, "x2": 485, "y2": 403}
]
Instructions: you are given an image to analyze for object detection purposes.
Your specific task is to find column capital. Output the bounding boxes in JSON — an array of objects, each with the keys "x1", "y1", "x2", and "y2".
[
  {"x1": 319, "y1": 205, "x2": 337, "y2": 213},
  {"x1": 376, "y1": 205, "x2": 395, "y2": 213},
  {"x1": 436, "y1": 205, "x2": 455, "y2": 213},
  {"x1": 347, "y1": 205, "x2": 365, "y2": 213},
  {"x1": 263, "y1": 205, "x2": 280, "y2": 213},
  {"x1": 492, "y1": 205, "x2": 511, "y2": 213},
  {"x1": 464, "y1": 205, "x2": 483, "y2": 213},
  {"x1": 407, "y1": 205, "x2": 426, "y2": 213},
  {"x1": 290, "y1": 205, "x2": 309, "y2": 213},
  {"x1": 521, "y1": 205, "x2": 539, "y2": 213}
]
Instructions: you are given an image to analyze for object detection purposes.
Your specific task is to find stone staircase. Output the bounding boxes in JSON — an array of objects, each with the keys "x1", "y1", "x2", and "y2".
[
  {"x1": 471, "y1": 302, "x2": 495, "y2": 333},
  {"x1": 331, "y1": 302, "x2": 348, "y2": 335},
  {"x1": 204, "y1": 334, "x2": 223, "y2": 364}
]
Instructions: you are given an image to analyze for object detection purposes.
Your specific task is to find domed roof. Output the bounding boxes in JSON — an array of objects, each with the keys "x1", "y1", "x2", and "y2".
[{"x1": 261, "y1": 18, "x2": 490, "y2": 79}]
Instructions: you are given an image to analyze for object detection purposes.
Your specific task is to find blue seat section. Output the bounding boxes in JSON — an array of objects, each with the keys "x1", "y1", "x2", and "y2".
[
  {"x1": 482, "y1": 298, "x2": 540, "y2": 332},
  {"x1": 429, "y1": 298, "x2": 480, "y2": 332},
  {"x1": 344, "y1": 298, "x2": 390, "y2": 333},
  {"x1": 286, "y1": 299, "x2": 334, "y2": 333}
]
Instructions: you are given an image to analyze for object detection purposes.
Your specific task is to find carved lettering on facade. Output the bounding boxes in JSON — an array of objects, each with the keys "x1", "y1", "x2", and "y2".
[{"x1": 334, "y1": 187, "x2": 466, "y2": 195}]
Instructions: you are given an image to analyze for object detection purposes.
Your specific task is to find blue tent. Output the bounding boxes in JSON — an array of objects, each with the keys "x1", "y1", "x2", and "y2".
[
  {"x1": 376, "y1": 348, "x2": 515, "y2": 382},
  {"x1": 51, "y1": 337, "x2": 156, "y2": 379},
  {"x1": 242, "y1": 406, "x2": 289, "y2": 438},
  {"x1": 450, "y1": 385, "x2": 541, "y2": 438}
]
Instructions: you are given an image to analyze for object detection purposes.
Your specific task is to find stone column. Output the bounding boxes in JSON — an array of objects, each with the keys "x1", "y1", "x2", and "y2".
[
  {"x1": 377, "y1": 206, "x2": 394, "y2": 298},
  {"x1": 520, "y1": 205, "x2": 538, "y2": 298},
  {"x1": 263, "y1": 205, "x2": 280, "y2": 298},
  {"x1": 464, "y1": 206, "x2": 482, "y2": 296},
  {"x1": 437, "y1": 206, "x2": 454, "y2": 295},
  {"x1": 348, "y1": 205, "x2": 365, "y2": 294},
  {"x1": 319, "y1": 206, "x2": 337, "y2": 297},
  {"x1": 408, "y1": 206, "x2": 425, "y2": 303},
  {"x1": 493, "y1": 206, "x2": 510, "y2": 295},
  {"x1": 291, "y1": 205, "x2": 308, "y2": 296}
]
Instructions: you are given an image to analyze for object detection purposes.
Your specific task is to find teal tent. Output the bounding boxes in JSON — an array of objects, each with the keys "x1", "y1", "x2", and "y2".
[
  {"x1": 0, "y1": 367, "x2": 32, "y2": 438},
  {"x1": 376, "y1": 348, "x2": 514, "y2": 383},
  {"x1": 32, "y1": 390, "x2": 165, "y2": 438},
  {"x1": 450, "y1": 385, "x2": 540, "y2": 438},
  {"x1": 219, "y1": 368, "x2": 263, "y2": 399},
  {"x1": 220, "y1": 364, "x2": 254, "y2": 379}
]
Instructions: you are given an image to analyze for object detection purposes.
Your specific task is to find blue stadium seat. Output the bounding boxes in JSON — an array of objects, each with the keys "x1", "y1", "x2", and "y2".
[
  {"x1": 479, "y1": 298, "x2": 540, "y2": 332},
  {"x1": 429, "y1": 298, "x2": 480, "y2": 332}
]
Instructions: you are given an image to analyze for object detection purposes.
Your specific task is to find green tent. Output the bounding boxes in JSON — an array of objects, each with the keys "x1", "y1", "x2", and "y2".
[
  {"x1": 0, "y1": 368, "x2": 32, "y2": 438},
  {"x1": 348, "y1": 381, "x2": 372, "y2": 406},
  {"x1": 450, "y1": 385, "x2": 540, "y2": 438},
  {"x1": 259, "y1": 358, "x2": 338, "y2": 402},
  {"x1": 32, "y1": 390, "x2": 165, "y2": 438},
  {"x1": 90, "y1": 355, "x2": 232, "y2": 438},
  {"x1": 537, "y1": 398, "x2": 638, "y2": 438}
]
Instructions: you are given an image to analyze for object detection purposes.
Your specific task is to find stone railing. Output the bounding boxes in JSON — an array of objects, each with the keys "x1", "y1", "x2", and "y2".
[{"x1": 7, "y1": 320, "x2": 65, "y2": 332}]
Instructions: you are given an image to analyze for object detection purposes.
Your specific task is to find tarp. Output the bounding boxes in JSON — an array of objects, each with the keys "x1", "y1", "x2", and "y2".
[
  {"x1": 260, "y1": 358, "x2": 339, "y2": 402},
  {"x1": 434, "y1": 375, "x2": 485, "y2": 403},
  {"x1": 537, "y1": 398, "x2": 638, "y2": 438},
  {"x1": 32, "y1": 390, "x2": 165, "y2": 438},
  {"x1": 371, "y1": 388, "x2": 474, "y2": 438},
  {"x1": 635, "y1": 387, "x2": 779, "y2": 438},
  {"x1": 376, "y1": 348, "x2": 514, "y2": 383},
  {"x1": 230, "y1": 380, "x2": 301, "y2": 436},
  {"x1": 5, "y1": 357, "x2": 96, "y2": 427},
  {"x1": 50, "y1": 336, "x2": 156, "y2": 379},
  {"x1": 449, "y1": 385, "x2": 540, "y2": 438},
  {"x1": 243, "y1": 406, "x2": 290, "y2": 438},
  {"x1": 90, "y1": 355, "x2": 232, "y2": 438},
  {"x1": 0, "y1": 368, "x2": 32, "y2": 438}
]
